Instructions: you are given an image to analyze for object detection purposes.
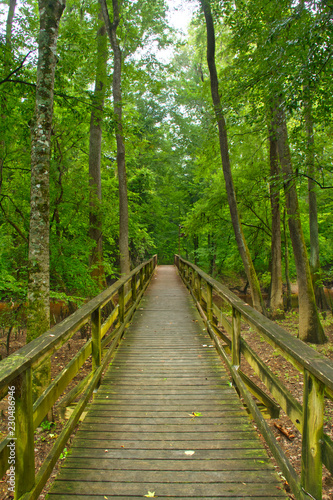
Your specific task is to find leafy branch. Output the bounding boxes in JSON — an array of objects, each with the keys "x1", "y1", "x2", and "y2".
[{"x1": 0, "y1": 51, "x2": 33, "y2": 85}]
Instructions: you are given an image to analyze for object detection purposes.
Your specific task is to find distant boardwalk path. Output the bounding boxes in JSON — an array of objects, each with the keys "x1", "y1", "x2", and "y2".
[{"x1": 48, "y1": 265, "x2": 286, "y2": 499}]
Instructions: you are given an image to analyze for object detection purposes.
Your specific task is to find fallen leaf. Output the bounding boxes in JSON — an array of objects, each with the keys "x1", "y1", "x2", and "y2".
[
  {"x1": 274, "y1": 422, "x2": 295, "y2": 440},
  {"x1": 188, "y1": 412, "x2": 202, "y2": 419},
  {"x1": 144, "y1": 491, "x2": 156, "y2": 497}
]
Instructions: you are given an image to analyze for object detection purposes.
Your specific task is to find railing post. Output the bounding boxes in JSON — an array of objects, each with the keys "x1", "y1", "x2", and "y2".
[
  {"x1": 14, "y1": 366, "x2": 35, "y2": 499},
  {"x1": 119, "y1": 284, "x2": 125, "y2": 324},
  {"x1": 197, "y1": 273, "x2": 202, "y2": 305},
  {"x1": 91, "y1": 307, "x2": 101, "y2": 372},
  {"x1": 232, "y1": 306, "x2": 241, "y2": 367},
  {"x1": 207, "y1": 282, "x2": 213, "y2": 322},
  {"x1": 131, "y1": 273, "x2": 137, "y2": 303},
  {"x1": 140, "y1": 267, "x2": 144, "y2": 292},
  {"x1": 301, "y1": 369, "x2": 324, "y2": 500}
]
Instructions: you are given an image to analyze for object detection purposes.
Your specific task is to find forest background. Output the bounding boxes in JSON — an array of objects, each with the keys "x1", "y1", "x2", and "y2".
[{"x1": 0, "y1": 0, "x2": 332, "y2": 346}]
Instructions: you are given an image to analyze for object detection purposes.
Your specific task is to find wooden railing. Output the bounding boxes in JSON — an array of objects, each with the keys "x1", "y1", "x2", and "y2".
[
  {"x1": 175, "y1": 255, "x2": 333, "y2": 500},
  {"x1": 0, "y1": 255, "x2": 157, "y2": 500}
]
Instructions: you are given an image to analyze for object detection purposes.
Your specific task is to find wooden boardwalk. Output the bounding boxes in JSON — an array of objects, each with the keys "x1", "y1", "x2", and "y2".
[{"x1": 48, "y1": 265, "x2": 286, "y2": 499}]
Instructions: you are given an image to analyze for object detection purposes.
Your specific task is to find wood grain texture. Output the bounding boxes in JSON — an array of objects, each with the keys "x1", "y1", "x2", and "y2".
[{"x1": 48, "y1": 265, "x2": 286, "y2": 498}]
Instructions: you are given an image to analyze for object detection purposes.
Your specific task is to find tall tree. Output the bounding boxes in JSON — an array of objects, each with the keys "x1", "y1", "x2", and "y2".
[
  {"x1": 89, "y1": 9, "x2": 108, "y2": 287},
  {"x1": 274, "y1": 102, "x2": 326, "y2": 343},
  {"x1": 27, "y1": 0, "x2": 66, "y2": 343},
  {"x1": 199, "y1": 0, "x2": 266, "y2": 314},
  {"x1": 1, "y1": 0, "x2": 17, "y2": 186},
  {"x1": 304, "y1": 95, "x2": 328, "y2": 310},
  {"x1": 99, "y1": 0, "x2": 130, "y2": 276},
  {"x1": 268, "y1": 108, "x2": 284, "y2": 315}
]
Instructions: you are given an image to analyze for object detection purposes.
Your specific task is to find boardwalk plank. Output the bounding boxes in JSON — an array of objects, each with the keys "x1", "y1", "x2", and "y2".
[
  {"x1": 48, "y1": 265, "x2": 286, "y2": 499},
  {"x1": 48, "y1": 481, "x2": 286, "y2": 497}
]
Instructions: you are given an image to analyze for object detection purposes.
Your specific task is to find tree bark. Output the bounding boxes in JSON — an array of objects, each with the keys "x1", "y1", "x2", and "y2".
[
  {"x1": 1, "y1": 0, "x2": 17, "y2": 189},
  {"x1": 268, "y1": 110, "x2": 284, "y2": 315},
  {"x1": 5, "y1": 0, "x2": 17, "y2": 50},
  {"x1": 89, "y1": 10, "x2": 107, "y2": 287},
  {"x1": 200, "y1": 0, "x2": 266, "y2": 314},
  {"x1": 275, "y1": 102, "x2": 326, "y2": 343},
  {"x1": 305, "y1": 97, "x2": 328, "y2": 310},
  {"x1": 283, "y1": 209, "x2": 292, "y2": 311},
  {"x1": 27, "y1": 0, "x2": 66, "y2": 343},
  {"x1": 99, "y1": 0, "x2": 130, "y2": 276}
]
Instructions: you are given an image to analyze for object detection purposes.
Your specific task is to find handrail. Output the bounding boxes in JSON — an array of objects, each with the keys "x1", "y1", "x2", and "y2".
[
  {"x1": 175, "y1": 255, "x2": 333, "y2": 500},
  {"x1": 0, "y1": 255, "x2": 157, "y2": 500}
]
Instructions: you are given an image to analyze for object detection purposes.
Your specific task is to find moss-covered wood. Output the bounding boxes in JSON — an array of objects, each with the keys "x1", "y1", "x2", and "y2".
[
  {"x1": 0, "y1": 256, "x2": 157, "y2": 499},
  {"x1": 175, "y1": 255, "x2": 333, "y2": 500},
  {"x1": 14, "y1": 367, "x2": 34, "y2": 499},
  {"x1": 176, "y1": 256, "x2": 333, "y2": 392},
  {"x1": 301, "y1": 370, "x2": 324, "y2": 499}
]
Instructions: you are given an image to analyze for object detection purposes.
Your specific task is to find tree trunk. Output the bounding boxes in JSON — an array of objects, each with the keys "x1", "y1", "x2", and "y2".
[
  {"x1": 283, "y1": 209, "x2": 292, "y2": 311},
  {"x1": 99, "y1": 0, "x2": 130, "y2": 276},
  {"x1": 5, "y1": 0, "x2": 17, "y2": 50},
  {"x1": 1, "y1": 0, "x2": 17, "y2": 189},
  {"x1": 27, "y1": 0, "x2": 66, "y2": 343},
  {"x1": 305, "y1": 97, "x2": 328, "y2": 310},
  {"x1": 268, "y1": 110, "x2": 284, "y2": 315},
  {"x1": 200, "y1": 0, "x2": 266, "y2": 314},
  {"x1": 89, "y1": 10, "x2": 107, "y2": 287},
  {"x1": 275, "y1": 103, "x2": 326, "y2": 343}
]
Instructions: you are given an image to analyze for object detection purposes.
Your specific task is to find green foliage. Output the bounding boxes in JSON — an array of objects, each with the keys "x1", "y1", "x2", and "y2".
[{"x1": 0, "y1": 0, "x2": 332, "y2": 334}]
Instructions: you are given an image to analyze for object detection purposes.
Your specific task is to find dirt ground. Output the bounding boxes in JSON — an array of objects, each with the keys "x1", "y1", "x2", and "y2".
[
  {"x1": 234, "y1": 310, "x2": 333, "y2": 500},
  {"x1": 0, "y1": 298, "x2": 333, "y2": 499}
]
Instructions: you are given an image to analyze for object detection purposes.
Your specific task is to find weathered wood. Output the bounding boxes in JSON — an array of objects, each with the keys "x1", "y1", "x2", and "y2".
[
  {"x1": 232, "y1": 306, "x2": 241, "y2": 367},
  {"x1": 176, "y1": 255, "x2": 333, "y2": 500},
  {"x1": 207, "y1": 281, "x2": 213, "y2": 321},
  {"x1": 0, "y1": 257, "x2": 156, "y2": 388},
  {"x1": 241, "y1": 338, "x2": 302, "y2": 430},
  {"x1": 68, "y1": 447, "x2": 270, "y2": 460},
  {"x1": 14, "y1": 367, "x2": 35, "y2": 499},
  {"x1": 323, "y1": 434, "x2": 333, "y2": 475},
  {"x1": 63, "y1": 456, "x2": 275, "y2": 471},
  {"x1": 33, "y1": 339, "x2": 92, "y2": 428},
  {"x1": 177, "y1": 256, "x2": 333, "y2": 391},
  {"x1": 48, "y1": 481, "x2": 286, "y2": 498},
  {"x1": 301, "y1": 369, "x2": 324, "y2": 499},
  {"x1": 0, "y1": 256, "x2": 157, "y2": 498},
  {"x1": 206, "y1": 321, "x2": 305, "y2": 499},
  {"x1": 238, "y1": 370, "x2": 280, "y2": 419},
  {"x1": 101, "y1": 305, "x2": 118, "y2": 337},
  {"x1": 131, "y1": 272, "x2": 137, "y2": 302},
  {"x1": 0, "y1": 437, "x2": 10, "y2": 479},
  {"x1": 91, "y1": 307, "x2": 101, "y2": 372},
  {"x1": 48, "y1": 266, "x2": 286, "y2": 499}
]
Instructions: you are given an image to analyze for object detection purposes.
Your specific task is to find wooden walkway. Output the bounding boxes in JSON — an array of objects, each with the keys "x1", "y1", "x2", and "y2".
[{"x1": 48, "y1": 265, "x2": 286, "y2": 499}]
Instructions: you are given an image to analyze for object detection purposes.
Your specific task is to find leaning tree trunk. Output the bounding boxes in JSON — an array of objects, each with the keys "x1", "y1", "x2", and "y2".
[
  {"x1": 267, "y1": 110, "x2": 284, "y2": 315},
  {"x1": 305, "y1": 97, "x2": 328, "y2": 310},
  {"x1": 89, "y1": 10, "x2": 107, "y2": 288},
  {"x1": 27, "y1": 0, "x2": 66, "y2": 343},
  {"x1": 275, "y1": 103, "x2": 326, "y2": 343},
  {"x1": 200, "y1": 0, "x2": 266, "y2": 314},
  {"x1": 99, "y1": 0, "x2": 130, "y2": 276}
]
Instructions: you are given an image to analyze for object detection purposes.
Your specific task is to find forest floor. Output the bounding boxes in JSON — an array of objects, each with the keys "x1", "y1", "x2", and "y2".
[
  {"x1": 237, "y1": 310, "x2": 333, "y2": 500},
  {"x1": 0, "y1": 295, "x2": 333, "y2": 499}
]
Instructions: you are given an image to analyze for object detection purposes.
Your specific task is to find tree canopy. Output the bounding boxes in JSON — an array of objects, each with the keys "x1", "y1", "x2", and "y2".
[{"x1": 0, "y1": 0, "x2": 332, "y2": 342}]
